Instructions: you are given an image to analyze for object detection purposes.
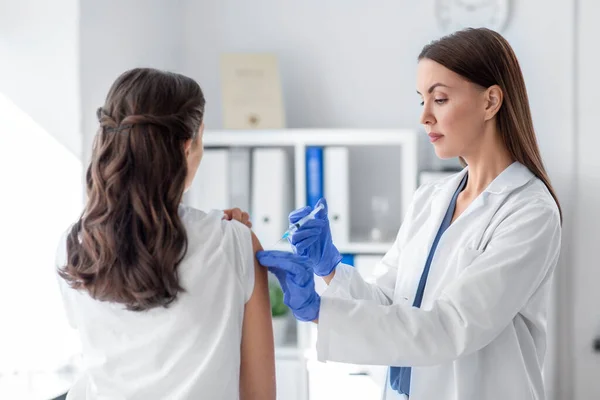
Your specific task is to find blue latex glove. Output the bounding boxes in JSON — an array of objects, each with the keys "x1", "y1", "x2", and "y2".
[
  {"x1": 287, "y1": 198, "x2": 342, "y2": 276},
  {"x1": 256, "y1": 250, "x2": 321, "y2": 322}
]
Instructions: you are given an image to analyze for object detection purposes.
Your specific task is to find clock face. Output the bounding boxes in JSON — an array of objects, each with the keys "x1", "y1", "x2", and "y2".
[{"x1": 435, "y1": 0, "x2": 510, "y2": 33}]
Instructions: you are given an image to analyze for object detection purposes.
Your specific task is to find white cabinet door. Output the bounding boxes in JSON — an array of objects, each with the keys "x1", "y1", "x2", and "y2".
[
  {"x1": 276, "y1": 358, "x2": 305, "y2": 400},
  {"x1": 307, "y1": 359, "x2": 385, "y2": 400}
]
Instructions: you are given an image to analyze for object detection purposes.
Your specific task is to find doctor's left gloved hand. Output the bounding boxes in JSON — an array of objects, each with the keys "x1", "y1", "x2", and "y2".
[{"x1": 256, "y1": 250, "x2": 320, "y2": 322}]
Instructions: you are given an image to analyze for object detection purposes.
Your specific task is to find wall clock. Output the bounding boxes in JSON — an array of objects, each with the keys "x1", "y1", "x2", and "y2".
[{"x1": 435, "y1": 0, "x2": 511, "y2": 33}]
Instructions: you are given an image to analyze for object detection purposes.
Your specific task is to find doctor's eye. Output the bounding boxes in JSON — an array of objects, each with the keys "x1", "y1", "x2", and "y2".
[{"x1": 419, "y1": 101, "x2": 424, "y2": 106}]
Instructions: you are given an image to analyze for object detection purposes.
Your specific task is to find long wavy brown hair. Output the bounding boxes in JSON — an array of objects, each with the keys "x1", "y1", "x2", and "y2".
[
  {"x1": 419, "y1": 28, "x2": 562, "y2": 222},
  {"x1": 59, "y1": 68, "x2": 206, "y2": 311}
]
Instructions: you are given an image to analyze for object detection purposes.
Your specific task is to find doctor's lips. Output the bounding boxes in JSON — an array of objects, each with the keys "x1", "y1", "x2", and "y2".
[{"x1": 428, "y1": 132, "x2": 444, "y2": 143}]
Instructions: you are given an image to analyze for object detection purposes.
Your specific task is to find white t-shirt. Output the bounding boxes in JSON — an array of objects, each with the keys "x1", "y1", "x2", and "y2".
[{"x1": 56, "y1": 206, "x2": 255, "y2": 400}]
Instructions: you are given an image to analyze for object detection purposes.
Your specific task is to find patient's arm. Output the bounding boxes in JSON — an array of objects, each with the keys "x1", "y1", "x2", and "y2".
[{"x1": 239, "y1": 232, "x2": 276, "y2": 400}]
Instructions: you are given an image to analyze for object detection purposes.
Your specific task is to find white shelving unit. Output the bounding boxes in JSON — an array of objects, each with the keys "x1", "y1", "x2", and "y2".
[
  {"x1": 204, "y1": 129, "x2": 417, "y2": 223},
  {"x1": 200, "y1": 128, "x2": 419, "y2": 400}
]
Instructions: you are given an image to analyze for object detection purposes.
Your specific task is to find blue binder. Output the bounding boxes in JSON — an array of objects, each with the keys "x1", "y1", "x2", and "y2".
[
  {"x1": 341, "y1": 254, "x2": 355, "y2": 267},
  {"x1": 306, "y1": 147, "x2": 324, "y2": 208}
]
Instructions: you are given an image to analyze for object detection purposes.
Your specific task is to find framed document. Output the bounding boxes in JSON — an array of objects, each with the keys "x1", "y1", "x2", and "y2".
[{"x1": 220, "y1": 53, "x2": 286, "y2": 129}]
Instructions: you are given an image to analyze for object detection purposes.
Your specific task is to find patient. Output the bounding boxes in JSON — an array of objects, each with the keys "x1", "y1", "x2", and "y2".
[{"x1": 56, "y1": 68, "x2": 275, "y2": 399}]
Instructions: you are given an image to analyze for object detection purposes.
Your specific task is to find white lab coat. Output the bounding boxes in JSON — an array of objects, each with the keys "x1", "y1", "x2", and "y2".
[{"x1": 316, "y1": 162, "x2": 562, "y2": 400}]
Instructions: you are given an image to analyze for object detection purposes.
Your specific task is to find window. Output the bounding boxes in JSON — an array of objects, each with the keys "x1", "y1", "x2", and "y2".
[{"x1": 0, "y1": 92, "x2": 82, "y2": 399}]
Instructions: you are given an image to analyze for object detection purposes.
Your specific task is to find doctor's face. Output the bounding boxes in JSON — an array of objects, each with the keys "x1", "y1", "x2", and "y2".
[{"x1": 416, "y1": 59, "x2": 488, "y2": 159}]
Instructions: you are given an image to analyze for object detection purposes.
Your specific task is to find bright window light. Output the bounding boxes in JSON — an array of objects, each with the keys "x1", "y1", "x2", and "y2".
[{"x1": 0, "y1": 92, "x2": 83, "y2": 399}]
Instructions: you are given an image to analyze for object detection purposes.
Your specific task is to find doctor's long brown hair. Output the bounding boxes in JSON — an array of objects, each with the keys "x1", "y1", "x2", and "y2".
[
  {"x1": 419, "y1": 28, "x2": 562, "y2": 222},
  {"x1": 59, "y1": 68, "x2": 206, "y2": 311}
]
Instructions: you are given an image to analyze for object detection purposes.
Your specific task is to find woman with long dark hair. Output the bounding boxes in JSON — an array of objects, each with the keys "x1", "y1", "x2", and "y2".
[
  {"x1": 57, "y1": 68, "x2": 275, "y2": 400},
  {"x1": 257, "y1": 28, "x2": 562, "y2": 400}
]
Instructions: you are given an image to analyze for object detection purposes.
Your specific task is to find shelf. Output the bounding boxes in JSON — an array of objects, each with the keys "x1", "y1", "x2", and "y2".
[
  {"x1": 267, "y1": 241, "x2": 393, "y2": 254},
  {"x1": 202, "y1": 128, "x2": 418, "y2": 246},
  {"x1": 337, "y1": 242, "x2": 393, "y2": 254},
  {"x1": 203, "y1": 128, "x2": 418, "y2": 147}
]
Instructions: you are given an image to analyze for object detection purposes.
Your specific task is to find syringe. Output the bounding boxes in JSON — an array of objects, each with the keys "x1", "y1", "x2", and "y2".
[{"x1": 280, "y1": 203, "x2": 325, "y2": 241}]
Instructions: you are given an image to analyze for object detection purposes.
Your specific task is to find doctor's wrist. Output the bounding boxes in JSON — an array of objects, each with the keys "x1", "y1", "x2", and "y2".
[
  {"x1": 318, "y1": 256, "x2": 342, "y2": 284},
  {"x1": 314, "y1": 253, "x2": 342, "y2": 277},
  {"x1": 321, "y1": 268, "x2": 337, "y2": 285}
]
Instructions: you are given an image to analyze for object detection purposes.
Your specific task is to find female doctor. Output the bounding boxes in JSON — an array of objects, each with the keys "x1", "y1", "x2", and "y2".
[{"x1": 256, "y1": 28, "x2": 563, "y2": 400}]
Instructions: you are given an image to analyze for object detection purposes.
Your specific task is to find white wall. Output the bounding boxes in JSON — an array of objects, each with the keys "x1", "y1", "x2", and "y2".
[
  {"x1": 574, "y1": 0, "x2": 600, "y2": 399},
  {"x1": 180, "y1": 2, "x2": 575, "y2": 397},
  {"x1": 74, "y1": 0, "x2": 600, "y2": 398},
  {"x1": 79, "y1": 0, "x2": 184, "y2": 166},
  {"x1": 179, "y1": 0, "x2": 574, "y2": 181},
  {"x1": 0, "y1": 2, "x2": 82, "y2": 397},
  {"x1": 0, "y1": 0, "x2": 80, "y2": 157}
]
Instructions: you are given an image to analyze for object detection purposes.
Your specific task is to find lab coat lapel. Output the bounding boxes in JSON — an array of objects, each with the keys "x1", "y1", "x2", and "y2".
[
  {"x1": 417, "y1": 168, "x2": 469, "y2": 263},
  {"x1": 456, "y1": 162, "x2": 535, "y2": 223},
  {"x1": 413, "y1": 162, "x2": 536, "y2": 308},
  {"x1": 402, "y1": 169, "x2": 469, "y2": 305},
  {"x1": 483, "y1": 161, "x2": 535, "y2": 195},
  {"x1": 404, "y1": 163, "x2": 534, "y2": 303},
  {"x1": 429, "y1": 168, "x2": 469, "y2": 229}
]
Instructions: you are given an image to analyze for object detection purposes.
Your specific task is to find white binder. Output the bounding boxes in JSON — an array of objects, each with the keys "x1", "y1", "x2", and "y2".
[
  {"x1": 251, "y1": 148, "x2": 292, "y2": 245},
  {"x1": 184, "y1": 149, "x2": 229, "y2": 212},
  {"x1": 228, "y1": 147, "x2": 251, "y2": 211},
  {"x1": 324, "y1": 147, "x2": 350, "y2": 245}
]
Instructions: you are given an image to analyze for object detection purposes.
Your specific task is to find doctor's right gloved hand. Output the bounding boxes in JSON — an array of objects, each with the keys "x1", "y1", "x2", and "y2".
[
  {"x1": 256, "y1": 251, "x2": 321, "y2": 322},
  {"x1": 288, "y1": 198, "x2": 342, "y2": 277}
]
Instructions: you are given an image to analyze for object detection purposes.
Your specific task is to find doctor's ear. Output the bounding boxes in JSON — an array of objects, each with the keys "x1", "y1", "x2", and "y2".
[
  {"x1": 183, "y1": 138, "x2": 193, "y2": 157},
  {"x1": 484, "y1": 85, "x2": 503, "y2": 121}
]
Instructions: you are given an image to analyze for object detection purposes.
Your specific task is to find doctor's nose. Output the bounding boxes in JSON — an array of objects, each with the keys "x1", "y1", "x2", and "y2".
[{"x1": 420, "y1": 105, "x2": 436, "y2": 126}]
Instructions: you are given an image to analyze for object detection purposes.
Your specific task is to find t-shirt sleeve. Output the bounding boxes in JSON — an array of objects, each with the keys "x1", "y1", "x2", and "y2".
[{"x1": 221, "y1": 220, "x2": 255, "y2": 303}]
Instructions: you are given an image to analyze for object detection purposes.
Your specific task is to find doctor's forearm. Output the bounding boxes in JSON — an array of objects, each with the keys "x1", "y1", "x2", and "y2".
[
  {"x1": 316, "y1": 296, "x2": 469, "y2": 366},
  {"x1": 321, "y1": 263, "x2": 394, "y2": 305}
]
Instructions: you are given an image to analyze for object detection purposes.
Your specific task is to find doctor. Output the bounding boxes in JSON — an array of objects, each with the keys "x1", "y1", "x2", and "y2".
[{"x1": 256, "y1": 28, "x2": 562, "y2": 400}]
